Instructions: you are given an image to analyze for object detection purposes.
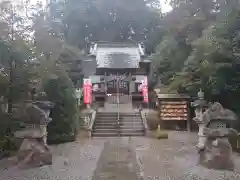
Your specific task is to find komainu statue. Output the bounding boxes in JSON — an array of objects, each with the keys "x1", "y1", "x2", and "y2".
[
  {"x1": 14, "y1": 101, "x2": 54, "y2": 169},
  {"x1": 192, "y1": 90, "x2": 238, "y2": 171}
]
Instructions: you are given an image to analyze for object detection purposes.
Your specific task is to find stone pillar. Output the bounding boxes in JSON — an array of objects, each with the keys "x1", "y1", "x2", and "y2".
[
  {"x1": 40, "y1": 125, "x2": 47, "y2": 145},
  {"x1": 197, "y1": 123, "x2": 207, "y2": 149},
  {"x1": 191, "y1": 89, "x2": 208, "y2": 150},
  {"x1": 87, "y1": 104, "x2": 91, "y2": 109}
]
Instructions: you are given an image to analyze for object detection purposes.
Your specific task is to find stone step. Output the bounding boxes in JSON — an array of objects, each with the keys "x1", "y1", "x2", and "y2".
[
  {"x1": 97, "y1": 113, "x2": 139, "y2": 115},
  {"x1": 94, "y1": 121, "x2": 143, "y2": 126},
  {"x1": 95, "y1": 119, "x2": 142, "y2": 122},
  {"x1": 95, "y1": 120, "x2": 142, "y2": 123},
  {"x1": 92, "y1": 111, "x2": 145, "y2": 137},
  {"x1": 97, "y1": 113, "x2": 140, "y2": 116},
  {"x1": 96, "y1": 116, "x2": 140, "y2": 119},
  {"x1": 93, "y1": 128, "x2": 144, "y2": 133},
  {"x1": 91, "y1": 131, "x2": 144, "y2": 137},
  {"x1": 96, "y1": 115, "x2": 142, "y2": 118},
  {"x1": 94, "y1": 125, "x2": 144, "y2": 129},
  {"x1": 95, "y1": 116, "x2": 118, "y2": 119},
  {"x1": 94, "y1": 122, "x2": 143, "y2": 126},
  {"x1": 92, "y1": 132, "x2": 118, "y2": 137}
]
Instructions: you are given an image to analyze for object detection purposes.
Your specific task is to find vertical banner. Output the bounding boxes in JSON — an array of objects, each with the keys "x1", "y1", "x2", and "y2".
[
  {"x1": 83, "y1": 79, "x2": 92, "y2": 104},
  {"x1": 141, "y1": 77, "x2": 149, "y2": 103}
]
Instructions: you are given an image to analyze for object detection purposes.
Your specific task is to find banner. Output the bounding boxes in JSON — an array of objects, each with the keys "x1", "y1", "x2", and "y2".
[
  {"x1": 83, "y1": 79, "x2": 92, "y2": 104},
  {"x1": 141, "y1": 77, "x2": 148, "y2": 103}
]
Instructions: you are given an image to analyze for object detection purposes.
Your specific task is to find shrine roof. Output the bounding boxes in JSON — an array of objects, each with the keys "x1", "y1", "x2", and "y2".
[
  {"x1": 95, "y1": 43, "x2": 141, "y2": 69},
  {"x1": 157, "y1": 93, "x2": 190, "y2": 99}
]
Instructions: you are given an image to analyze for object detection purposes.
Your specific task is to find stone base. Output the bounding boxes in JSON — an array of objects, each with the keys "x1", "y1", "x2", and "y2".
[
  {"x1": 16, "y1": 138, "x2": 52, "y2": 169},
  {"x1": 198, "y1": 138, "x2": 234, "y2": 171}
]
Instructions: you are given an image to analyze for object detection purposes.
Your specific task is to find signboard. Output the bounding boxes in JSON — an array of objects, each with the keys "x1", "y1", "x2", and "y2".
[
  {"x1": 83, "y1": 79, "x2": 92, "y2": 104},
  {"x1": 160, "y1": 101, "x2": 188, "y2": 120},
  {"x1": 141, "y1": 77, "x2": 148, "y2": 103}
]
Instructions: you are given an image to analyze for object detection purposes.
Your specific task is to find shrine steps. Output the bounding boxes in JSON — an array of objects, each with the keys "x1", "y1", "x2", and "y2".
[{"x1": 92, "y1": 112, "x2": 145, "y2": 137}]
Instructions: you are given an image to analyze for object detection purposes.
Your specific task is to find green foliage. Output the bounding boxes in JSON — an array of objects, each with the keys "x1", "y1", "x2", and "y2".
[
  {"x1": 146, "y1": 111, "x2": 159, "y2": 130},
  {"x1": 151, "y1": 35, "x2": 191, "y2": 85},
  {"x1": 152, "y1": 1, "x2": 240, "y2": 115},
  {"x1": 0, "y1": 113, "x2": 22, "y2": 158},
  {"x1": 44, "y1": 76, "x2": 78, "y2": 144}
]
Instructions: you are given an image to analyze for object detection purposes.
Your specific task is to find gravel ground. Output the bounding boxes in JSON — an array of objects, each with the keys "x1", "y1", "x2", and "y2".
[
  {"x1": 0, "y1": 139, "x2": 105, "y2": 180},
  {"x1": 1, "y1": 132, "x2": 240, "y2": 180},
  {"x1": 131, "y1": 131, "x2": 240, "y2": 180}
]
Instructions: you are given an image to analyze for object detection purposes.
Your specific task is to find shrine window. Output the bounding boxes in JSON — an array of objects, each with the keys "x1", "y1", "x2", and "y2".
[
  {"x1": 108, "y1": 81, "x2": 114, "y2": 88},
  {"x1": 119, "y1": 81, "x2": 127, "y2": 88}
]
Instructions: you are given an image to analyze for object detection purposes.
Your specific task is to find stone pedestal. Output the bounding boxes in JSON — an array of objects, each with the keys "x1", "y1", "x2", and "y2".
[
  {"x1": 191, "y1": 90, "x2": 238, "y2": 171},
  {"x1": 16, "y1": 138, "x2": 52, "y2": 169},
  {"x1": 199, "y1": 137, "x2": 234, "y2": 171},
  {"x1": 14, "y1": 129, "x2": 52, "y2": 169},
  {"x1": 13, "y1": 100, "x2": 54, "y2": 169}
]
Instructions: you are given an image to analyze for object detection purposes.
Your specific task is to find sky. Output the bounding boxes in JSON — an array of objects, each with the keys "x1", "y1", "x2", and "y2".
[{"x1": 159, "y1": 0, "x2": 172, "y2": 13}]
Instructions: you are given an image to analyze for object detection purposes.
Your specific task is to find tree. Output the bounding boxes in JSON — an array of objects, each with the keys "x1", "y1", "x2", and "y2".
[
  {"x1": 0, "y1": 1, "x2": 35, "y2": 113},
  {"x1": 49, "y1": 0, "x2": 162, "y2": 53}
]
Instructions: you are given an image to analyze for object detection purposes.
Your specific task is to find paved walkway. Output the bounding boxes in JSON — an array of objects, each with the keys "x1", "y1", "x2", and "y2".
[
  {"x1": 91, "y1": 140, "x2": 140, "y2": 180},
  {"x1": 1, "y1": 132, "x2": 240, "y2": 179}
]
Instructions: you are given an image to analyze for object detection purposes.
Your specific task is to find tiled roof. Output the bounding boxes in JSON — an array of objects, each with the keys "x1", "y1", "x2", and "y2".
[
  {"x1": 96, "y1": 47, "x2": 141, "y2": 69},
  {"x1": 157, "y1": 93, "x2": 190, "y2": 99}
]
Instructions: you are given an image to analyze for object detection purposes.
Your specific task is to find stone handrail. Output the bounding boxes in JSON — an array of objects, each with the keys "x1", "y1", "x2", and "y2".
[
  {"x1": 89, "y1": 110, "x2": 97, "y2": 131},
  {"x1": 80, "y1": 109, "x2": 96, "y2": 138},
  {"x1": 139, "y1": 109, "x2": 149, "y2": 136}
]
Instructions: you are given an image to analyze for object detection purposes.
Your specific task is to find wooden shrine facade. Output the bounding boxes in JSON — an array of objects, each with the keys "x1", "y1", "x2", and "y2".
[{"x1": 88, "y1": 42, "x2": 151, "y2": 102}]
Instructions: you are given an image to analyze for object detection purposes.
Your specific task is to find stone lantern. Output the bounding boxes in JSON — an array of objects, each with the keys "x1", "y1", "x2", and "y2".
[
  {"x1": 191, "y1": 90, "x2": 238, "y2": 170},
  {"x1": 14, "y1": 99, "x2": 54, "y2": 169}
]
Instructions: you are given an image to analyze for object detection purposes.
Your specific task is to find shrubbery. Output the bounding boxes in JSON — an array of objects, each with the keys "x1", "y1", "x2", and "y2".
[
  {"x1": 0, "y1": 114, "x2": 22, "y2": 159},
  {"x1": 146, "y1": 111, "x2": 159, "y2": 131},
  {"x1": 44, "y1": 76, "x2": 78, "y2": 144}
]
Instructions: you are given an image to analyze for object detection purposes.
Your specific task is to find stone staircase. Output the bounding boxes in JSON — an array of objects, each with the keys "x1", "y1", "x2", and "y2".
[
  {"x1": 92, "y1": 112, "x2": 145, "y2": 137},
  {"x1": 106, "y1": 94, "x2": 131, "y2": 104}
]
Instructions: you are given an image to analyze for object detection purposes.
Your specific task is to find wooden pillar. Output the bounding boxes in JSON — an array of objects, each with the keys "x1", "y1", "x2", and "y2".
[
  {"x1": 104, "y1": 72, "x2": 107, "y2": 96},
  {"x1": 187, "y1": 100, "x2": 191, "y2": 132},
  {"x1": 129, "y1": 72, "x2": 131, "y2": 99}
]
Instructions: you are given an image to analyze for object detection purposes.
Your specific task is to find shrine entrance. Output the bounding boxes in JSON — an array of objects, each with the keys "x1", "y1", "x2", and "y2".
[
  {"x1": 107, "y1": 79, "x2": 129, "y2": 94},
  {"x1": 105, "y1": 73, "x2": 131, "y2": 106},
  {"x1": 105, "y1": 73, "x2": 131, "y2": 95}
]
